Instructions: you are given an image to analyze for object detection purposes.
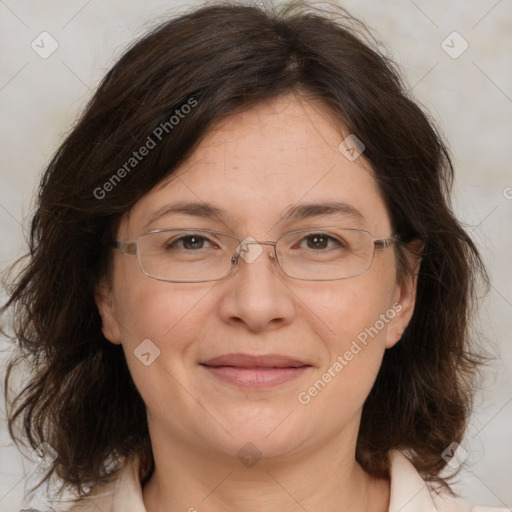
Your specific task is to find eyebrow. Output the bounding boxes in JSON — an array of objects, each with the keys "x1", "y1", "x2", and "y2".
[
  {"x1": 142, "y1": 202, "x2": 225, "y2": 232},
  {"x1": 141, "y1": 200, "x2": 364, "y2": 232},
  {"x1": 280, "y1": 201, "x2": 364, "y2": 224}
]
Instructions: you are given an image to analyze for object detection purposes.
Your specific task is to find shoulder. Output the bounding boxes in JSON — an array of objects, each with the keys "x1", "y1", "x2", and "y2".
[
  {"x1": 64, "y1": 484, "x2": 116, "y2": 512},
  {"x1": 431, "y1": 487, "x2": 510, "y2": 512},
  {"x1": 63, "y1": 453, "x2": 146, "y2": 512},
  {"x1": 388, "y1": 449, "x2": 506, "y2": 512}
]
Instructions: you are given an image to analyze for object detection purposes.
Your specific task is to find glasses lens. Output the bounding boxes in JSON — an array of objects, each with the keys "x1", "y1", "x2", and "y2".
[
  {"x1": 137, "y1": 230, "x2": 237, "y2": 282},
  {"x1": 276, "y1": 228, "x2": 374, "y2": 280}
]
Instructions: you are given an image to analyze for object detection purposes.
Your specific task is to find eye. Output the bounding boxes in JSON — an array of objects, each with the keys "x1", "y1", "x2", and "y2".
[
  {"x1": 166, "y1": 234, "x2": 216, "y2": 250},
  {"x1": 296, "y1": 233, "x2": 347, "y2": 250}
]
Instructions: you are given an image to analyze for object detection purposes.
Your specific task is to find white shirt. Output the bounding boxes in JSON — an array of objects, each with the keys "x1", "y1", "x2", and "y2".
[{"x1": 64, "y1": 449, "x2": 505, "y2": 512}]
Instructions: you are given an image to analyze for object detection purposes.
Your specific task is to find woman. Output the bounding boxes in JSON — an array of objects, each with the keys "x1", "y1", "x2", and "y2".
[{"x1": 2, "y1": 1, "x2": 499, "y2": 511}]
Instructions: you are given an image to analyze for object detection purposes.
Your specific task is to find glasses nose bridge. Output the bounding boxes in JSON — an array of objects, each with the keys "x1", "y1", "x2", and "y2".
[
  {"x1": 238, "y1": 239, "x2": 277, "y2": 254},
  {"x1": 251, "y1": 239, "x2": 276, "y2": 247},
  {"x1": 240, "y1": 240, "x2": 277, "y2": 245},
  {"x1": 231, "y1": 238, "x2": 279, "y2": 271}
]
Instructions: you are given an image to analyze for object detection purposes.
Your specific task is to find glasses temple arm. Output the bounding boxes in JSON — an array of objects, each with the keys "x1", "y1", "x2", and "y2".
[
  {"x1": 374, "y1": 235, "x2": 401, "y2": 250},
  {"x1": 112, "y1": 240, "x2": 137, "y2": 255}
]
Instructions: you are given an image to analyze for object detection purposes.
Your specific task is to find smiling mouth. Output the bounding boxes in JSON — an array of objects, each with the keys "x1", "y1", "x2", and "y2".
[
  {"x1": 200, "y1": 364, "x2": 311, "y2": 388},
  {"x1": 199, "y1": 352, "x2": 312, "y2": 388}
]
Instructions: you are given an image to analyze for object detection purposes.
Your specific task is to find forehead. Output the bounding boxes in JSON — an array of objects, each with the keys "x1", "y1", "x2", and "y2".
[{"x1": 121, "y1": 93, "x2": 391, "y2": 237}]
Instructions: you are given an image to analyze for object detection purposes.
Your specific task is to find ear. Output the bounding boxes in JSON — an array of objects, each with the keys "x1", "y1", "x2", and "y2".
[
  {"x1": 385, "y1": 239, "x2": 423, "y2": 349},
  {"x1": 95, "y1": 278, "x2": 122, "y2": 345}
]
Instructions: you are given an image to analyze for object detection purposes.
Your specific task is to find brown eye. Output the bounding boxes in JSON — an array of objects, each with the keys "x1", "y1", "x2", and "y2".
[
  {"x1": 165, "y1": 235, "x2": 214, "y2": 250},
  {"x1": 180, "y1": 235, "x2": 207, "y2": 250},
  {"x1": 306, "y1": 234, "x2": 329, "y2": 249},
  {"x1": 300, "y1": 233, "x2": 347, "y2": 250}
]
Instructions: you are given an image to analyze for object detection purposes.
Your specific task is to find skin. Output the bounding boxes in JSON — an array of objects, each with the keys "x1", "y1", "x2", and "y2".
[{"x1": 96, "y1": 92, "x2": 420, "y2": 512}]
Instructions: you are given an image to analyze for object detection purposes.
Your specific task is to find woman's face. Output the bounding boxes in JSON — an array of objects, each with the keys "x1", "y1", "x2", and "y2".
[{"x1": 97, "y1": 93, "x2": 417, "y2": 464}]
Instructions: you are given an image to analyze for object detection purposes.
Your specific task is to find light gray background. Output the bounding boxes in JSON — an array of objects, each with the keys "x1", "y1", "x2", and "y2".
[{"x1": 0, "y1": 1, "x2": 511, "y2": 511}]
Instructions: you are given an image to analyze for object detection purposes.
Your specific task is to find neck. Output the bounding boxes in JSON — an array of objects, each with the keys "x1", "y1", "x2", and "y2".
[{"x1": 141, "y1": 430, "x2": 390, "y2": 512}]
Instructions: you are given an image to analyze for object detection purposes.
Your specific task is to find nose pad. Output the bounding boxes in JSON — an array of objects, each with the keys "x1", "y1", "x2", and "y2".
[{"x1": 230, "y1": 252, "x2": 241, "y2": 269}]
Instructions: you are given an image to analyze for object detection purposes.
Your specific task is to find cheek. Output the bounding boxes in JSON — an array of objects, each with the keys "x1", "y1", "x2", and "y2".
[
  {"x1": 301, "y1": 271, "x2": 397, "y2": 396},
  {"x1": 111, "y1": 280, "x2": 215, "y2": 409},
  {"x1": 307, "y1": 274, "x2": 395, "y2": 347},
  {"x1": 112, "y1": 274, "x2": 214, "y2": 356}
]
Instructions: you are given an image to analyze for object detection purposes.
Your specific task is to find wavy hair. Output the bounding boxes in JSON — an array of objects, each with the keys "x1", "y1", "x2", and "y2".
[{"x1": 2, "y1": 0, "x2": 489, "y2": 504}]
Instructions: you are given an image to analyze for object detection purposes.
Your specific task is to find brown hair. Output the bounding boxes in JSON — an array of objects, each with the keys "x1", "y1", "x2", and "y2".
[{"x1": 2, "y1": 0, "x2": 490, "y2": 504}]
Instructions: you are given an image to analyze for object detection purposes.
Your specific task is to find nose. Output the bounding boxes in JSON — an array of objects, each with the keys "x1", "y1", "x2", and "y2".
[{"x1": 217, "y1": 240, "x2": 296, "y2": 332}]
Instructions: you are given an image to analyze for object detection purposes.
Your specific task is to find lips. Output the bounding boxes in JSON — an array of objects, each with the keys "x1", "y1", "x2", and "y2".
[
  {"x1": 200, "y1": 353, "x2": 310, "y2": 368},
  {"x1": 200, "y1": 353, "x2": 312, "y2": 388}
]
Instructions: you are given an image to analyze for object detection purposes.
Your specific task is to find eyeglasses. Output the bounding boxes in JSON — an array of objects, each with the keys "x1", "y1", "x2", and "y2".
[{"x1": 112, "y1": 227, "x2": 399, "y2": 282}]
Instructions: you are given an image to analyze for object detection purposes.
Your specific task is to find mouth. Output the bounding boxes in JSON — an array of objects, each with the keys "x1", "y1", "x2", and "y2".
[{"x1": 200, "y1": 353, "x2": 312, "y2": 388}]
